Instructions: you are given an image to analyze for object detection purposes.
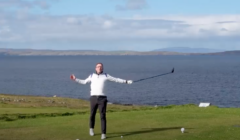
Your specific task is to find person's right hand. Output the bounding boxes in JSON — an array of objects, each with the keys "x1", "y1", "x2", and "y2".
[{"x1": 70, "y1": 74, "x2": 76, "y2": 80}]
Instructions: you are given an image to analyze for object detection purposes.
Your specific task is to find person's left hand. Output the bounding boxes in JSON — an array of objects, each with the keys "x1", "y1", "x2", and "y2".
[{"x1": 126, "y1": 80, "x2": 133, "y2": 84}]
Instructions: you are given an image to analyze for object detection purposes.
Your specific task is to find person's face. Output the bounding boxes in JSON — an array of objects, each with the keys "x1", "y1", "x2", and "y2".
[{"x1": 95, "y1": 63, "x2": 103, "y2": 74}]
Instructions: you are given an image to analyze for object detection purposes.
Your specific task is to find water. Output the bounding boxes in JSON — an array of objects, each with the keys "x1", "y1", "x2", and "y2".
[{"x1": 0, "y1": 55, "x2": 240, "y2": 107}]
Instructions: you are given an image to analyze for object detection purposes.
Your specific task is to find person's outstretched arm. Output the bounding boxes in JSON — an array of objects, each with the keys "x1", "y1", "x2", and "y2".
[
  {"x1": 70, "y1": 74, "x2": 91, "y2": 84},
  {"x1": 106, "y1": 74, "x2": 133, "y2": 84}
]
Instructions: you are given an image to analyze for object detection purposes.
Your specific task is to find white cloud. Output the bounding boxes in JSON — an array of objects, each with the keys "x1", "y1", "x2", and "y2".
[
  {"x1": 0, "y1": 26, "x2": 11, "y2": 33},
  {"x1": 116, "y1": 0, "x2": 148, "y2": 11},
  {"x1": 66, "y1": 17, "x2": 79, "y2": 24},
  {"x1": 2, "y1": 14, "x2": 240, "y2": 41},
  {"x1": 131, "y1": 15, "x2": 240, "y2": 37},
  {"x1": 103, "y1": 20, "x2": 113, "y2": 28},
  {"x1": 33, "y1": 0, "x2": 50, "y2": 9},
  {"x1": 0, "y1": 0, "x2": 54, "y2": 10}
]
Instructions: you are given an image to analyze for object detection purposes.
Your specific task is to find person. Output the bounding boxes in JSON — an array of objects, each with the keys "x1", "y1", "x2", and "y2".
[{"x1": 70, "y1": 62, "x2": 133, "y2": 139}]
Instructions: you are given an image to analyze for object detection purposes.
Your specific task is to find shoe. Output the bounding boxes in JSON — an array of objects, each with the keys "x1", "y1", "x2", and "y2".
[
  {"x1": 89, "y1": 128, "x2": 94, "y2": 136},
  {"x1": 101, "y1": 134, "x2": 106, "y2": 139}
]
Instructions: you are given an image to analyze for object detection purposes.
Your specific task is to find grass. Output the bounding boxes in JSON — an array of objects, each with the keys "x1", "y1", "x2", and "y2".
[
  {"x1": 0, "y1": 94, "x2": 151, "y2": 121},
  {"x1": 0, "y1": 94, "x2": 240, "y2": 140}
]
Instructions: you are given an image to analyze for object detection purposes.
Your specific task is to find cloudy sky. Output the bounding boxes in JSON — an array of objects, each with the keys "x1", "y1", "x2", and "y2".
[{"x1": 0, "y1": 0, "x2": 240, "y2": 51}]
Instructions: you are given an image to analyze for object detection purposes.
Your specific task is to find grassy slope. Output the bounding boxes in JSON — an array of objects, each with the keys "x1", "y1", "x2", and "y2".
[
  {"x1": 0, "y1": 94, "x2": 240, "y2": 140},
  {"x1": 0, "y1": 94, "x2": 150, "y2": 120}
]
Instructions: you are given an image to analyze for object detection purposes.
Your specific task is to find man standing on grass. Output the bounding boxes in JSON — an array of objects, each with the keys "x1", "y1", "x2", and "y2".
[{"x1": 70, "y1": 63, "x2": 133, "y2": 139}]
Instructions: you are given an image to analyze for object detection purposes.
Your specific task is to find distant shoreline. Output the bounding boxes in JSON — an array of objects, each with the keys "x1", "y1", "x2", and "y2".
[
  {"x1": 1, "y1": 93, "x2": 238, "y2": 108},
  {"x1": 1, "y1": 48, "x2": 240, "y2": 56}
]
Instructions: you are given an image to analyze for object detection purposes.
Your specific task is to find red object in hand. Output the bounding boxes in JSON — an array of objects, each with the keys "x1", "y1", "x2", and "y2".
[{"x1": 70, "y1": 74, "x2": 76, "y2": 80}]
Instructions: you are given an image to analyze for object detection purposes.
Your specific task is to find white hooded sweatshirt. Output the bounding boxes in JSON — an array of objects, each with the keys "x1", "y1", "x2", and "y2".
[{"x1": 75, "y1": 73, "x2": 127, "y2": 96}]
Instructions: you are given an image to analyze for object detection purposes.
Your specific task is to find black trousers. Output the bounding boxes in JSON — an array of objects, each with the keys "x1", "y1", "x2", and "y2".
[{"x1": 89, "y1": 96, "x2": 108, "y2": 134}]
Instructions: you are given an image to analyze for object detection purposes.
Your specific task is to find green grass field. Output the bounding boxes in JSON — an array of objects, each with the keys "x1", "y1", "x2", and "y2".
[{"x1": 0, "y1": 94, "x2": 240, "y2": 140}]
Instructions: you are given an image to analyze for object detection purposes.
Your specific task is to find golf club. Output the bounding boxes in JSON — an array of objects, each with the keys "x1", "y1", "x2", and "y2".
[{"x1": 133, "y1": 68, "x2": 174, "y2": 83}]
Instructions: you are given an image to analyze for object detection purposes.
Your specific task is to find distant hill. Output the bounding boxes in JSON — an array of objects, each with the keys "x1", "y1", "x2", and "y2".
[
  {"x1": 0, "y1": 48, "x2": 183, "y2": 56},
  {"x1": 153, "y1": 47, "x2": 224, "y2": 53},
  {"x1": 0, "y1": 48, "x2": 239, "y2": 56},
  {"x1": 213, "y1": 50, "x2": 240, "y2": 55}
]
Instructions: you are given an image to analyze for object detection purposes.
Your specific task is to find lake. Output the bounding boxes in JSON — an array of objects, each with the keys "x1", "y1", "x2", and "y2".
[{"x1": 0, "y1": 55, "x2": 239, "y2": 107}]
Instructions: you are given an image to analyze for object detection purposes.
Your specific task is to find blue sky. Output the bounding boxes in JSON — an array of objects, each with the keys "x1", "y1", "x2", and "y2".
[
  {"x1": 47, "y1": 0, "x2": 240, "y2": 16},
  {"x1": 1, "y1": 0, "x2": 240, "y2": 51}
]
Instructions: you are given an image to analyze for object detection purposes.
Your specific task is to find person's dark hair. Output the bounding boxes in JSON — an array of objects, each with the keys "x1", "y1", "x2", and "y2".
[{"x1": 96, "y1": 63, "x2": 103, "y2": 67}]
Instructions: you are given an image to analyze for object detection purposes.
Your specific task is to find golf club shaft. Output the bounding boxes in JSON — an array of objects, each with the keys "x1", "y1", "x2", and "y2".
[{"x1": 133, "y1": 68, "x2": 174, "y2": 83}]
